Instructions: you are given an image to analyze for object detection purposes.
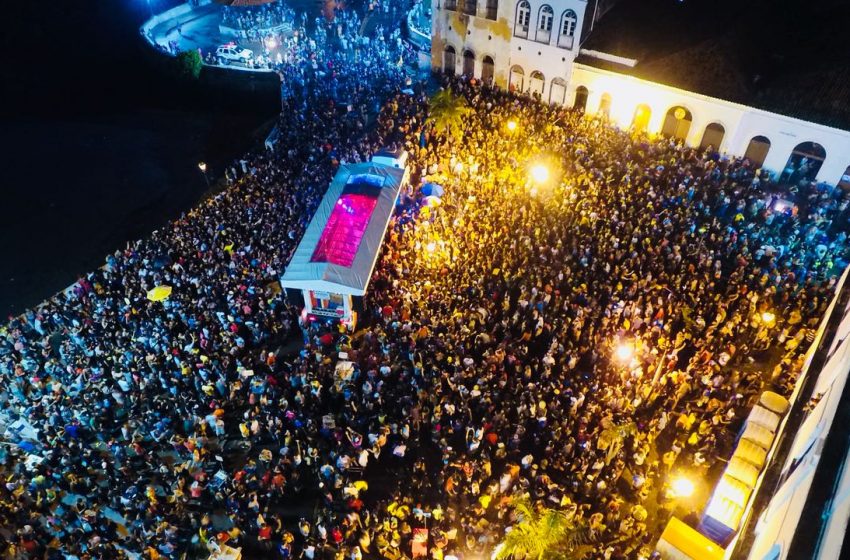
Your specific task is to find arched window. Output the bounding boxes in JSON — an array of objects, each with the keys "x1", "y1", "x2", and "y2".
[
  {"x1": 782, "y1": 141, "x2": 827, "y2": 183},
  {"x1": 462, "y1": 49, "x2": 476, "y2": 77},
  {"x1": 573, "y1": 85, "x2": 588, "y2": 111},
  {"x1": 661, "y1": 106, "x2": 692, "y2": 141},
  {"x1": 509, "y1": 64, "x2": 525, "y2": 92},
  {"x1": 632, "y1": 104, "x2": 651, "y2": 133},
  {"x1": 599, "y1": 93, "x2": 612, "y2": 117},
  {"x1": 482, "y1": 55, "x2": 495, "y2": 84},
  {"x1": 444, "y1": 45, "x2": 456, "y2": 75},
  {"x1": 462, "y1": 0, "x2": 477, "y2": 16},
  {"x1": 837, "y1": 164, "x2": 850, "y2": 190},
  {"x1": 744, "y1": 136, "x2": 771, "y2": 167},
  {"x1": 529, "y1": 70, "x2": 545, "y2": 98},
  {"x1": 514, "y1": 1, "x2": 531, "y2": 38},
  {"x1": 550, "y1": 78, "x2": 568, "y2": 105},
  {"x1": 485, "y1": 0, "x2": 498, "y2": 19},
  {"x1": 558, "y1": 9, "x2": 577, "y2": 49},
  {"x1": 536, "y1": 5, "x2": 554, "y2": 44},
  {"x1": 699, "y1": 123, "x2": 725, "y2": 151}
]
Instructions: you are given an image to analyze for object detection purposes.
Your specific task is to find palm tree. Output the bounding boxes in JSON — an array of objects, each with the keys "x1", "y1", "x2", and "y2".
[
  {"x1": 427, "y1": 89, "x2": 472, "y2": 139},
  {"x1": 597, "y1": 420, "x2": 637, "y2": 464},
  {"x1": 494, "y1": 499, "x2": 590, "y2": 560}
]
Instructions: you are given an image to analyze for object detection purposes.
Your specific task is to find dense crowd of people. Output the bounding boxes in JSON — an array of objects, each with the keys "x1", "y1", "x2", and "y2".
[
  {"x1": 203, "y1": 2, "x2": 417, "y2": 96},
  {"x1": 221, "y1": 2, "x2": 295, "y2": 36},
  {"x1": 4, "y1": 8, "x2": 850, "y2": 560}
]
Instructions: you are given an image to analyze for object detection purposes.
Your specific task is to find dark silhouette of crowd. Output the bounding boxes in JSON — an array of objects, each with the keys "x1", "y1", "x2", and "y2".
[{"x1": 2, "y1": 42, "x2": 849, "y2": 560}]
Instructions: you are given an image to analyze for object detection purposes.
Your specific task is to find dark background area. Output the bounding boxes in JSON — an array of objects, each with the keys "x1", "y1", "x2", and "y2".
[
  {"x1": 0, "y1": 0, "x2": 281, "y2": 318},
  {"x1": 580, "y1": 0, "x2": 850, "y2": 129}
]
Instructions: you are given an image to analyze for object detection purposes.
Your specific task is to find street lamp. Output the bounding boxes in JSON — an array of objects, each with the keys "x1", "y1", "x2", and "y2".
[
  {"x1": 615, "y1": 341, "x2": 634, "y2": 364},
  {"x1": 530, "y1": 164, "x2": 549, "y2": 184},
  {"x1": 761, "y1": 311, "x2": 776, "y2": 327},
  {"x1": 198, "y1": 162, "x2": 210, "y2": 188},
  {"x1": 670, "y1": 476, "x2": 695, "y2": 498}
]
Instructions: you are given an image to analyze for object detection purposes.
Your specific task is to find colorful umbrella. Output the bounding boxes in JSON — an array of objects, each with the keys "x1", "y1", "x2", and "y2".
[
  {"x1": 146, "y1": 285, "x2": 173, "y2": 302},
  {"x1": 421, "y1": 183, "x2": 445, "y2": 197}
]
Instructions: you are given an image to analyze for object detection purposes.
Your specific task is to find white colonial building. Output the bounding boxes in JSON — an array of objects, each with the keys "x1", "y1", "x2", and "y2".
[
  {"x1": 430, "y1": 0, "x2": 590, "y2": 104},
  {"x1": 430, "y1": 0, "x2": 850, "y2": 187}
]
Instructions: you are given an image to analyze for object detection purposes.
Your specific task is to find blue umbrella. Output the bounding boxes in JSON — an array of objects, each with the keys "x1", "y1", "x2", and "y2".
[{"x1": 421, "y1": 183, "x2": 445, "y2": 197}]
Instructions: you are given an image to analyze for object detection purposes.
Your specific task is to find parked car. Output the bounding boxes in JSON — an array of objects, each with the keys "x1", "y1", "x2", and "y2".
[{"x1": 216, "y1": 44, "x2": 253, "y2": 65}]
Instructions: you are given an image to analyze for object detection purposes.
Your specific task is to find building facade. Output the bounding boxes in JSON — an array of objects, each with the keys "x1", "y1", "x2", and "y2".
[
  {"x1": 430, "y1": 0, "x2": 588, "y2": 104},
  {"x1": 567, "y1": 63, "x2": 850, "y2": 187},
  {"x1": 429, "y1": 1, "x2": 850, "y2": 186}
]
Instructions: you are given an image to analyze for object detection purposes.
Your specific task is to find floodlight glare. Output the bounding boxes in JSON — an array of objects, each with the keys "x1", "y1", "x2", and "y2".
[{"x1": 530, "y1": 164, "x2": 549, "y2": 184}]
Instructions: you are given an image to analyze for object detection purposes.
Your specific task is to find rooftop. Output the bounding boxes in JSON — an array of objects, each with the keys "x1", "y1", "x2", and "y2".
[{"x1": 578, "y1": 0, "x2": 850, "y2": 130}]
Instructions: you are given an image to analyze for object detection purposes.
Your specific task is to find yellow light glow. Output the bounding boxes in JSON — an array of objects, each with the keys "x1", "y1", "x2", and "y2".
[
  {"x1": 671, "y1": 476, "x2": 695, "y2": 498},
  {"x1": 425, "y1": 242, "x2": 437, "y2": 253},
  {"x1": 615, "y1": 341, "x2": 634, "y2": 363},
  {"x1": 506, "y1": 120, "x2": 517, "y2": 131},
  {"x1": 761, "y1": 311, "x2": 776, "y2": 326},
  {"x1": 530, "y1": 164, "x2": 549, "y2": 184}
]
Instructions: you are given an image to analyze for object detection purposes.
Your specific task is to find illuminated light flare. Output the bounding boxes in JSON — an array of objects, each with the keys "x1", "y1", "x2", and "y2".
[
  {"x1": 530, "y1": 164, "x2": 550, "y2": 184},
  {"x1": 614, "y1": 341, "x2": 634, "y2": 363},
  {"x1": 671, "y1": 476, "x2": 695, "y2": 498}
]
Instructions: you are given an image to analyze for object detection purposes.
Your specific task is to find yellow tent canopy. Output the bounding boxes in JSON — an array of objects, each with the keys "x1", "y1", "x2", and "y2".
[
  {"x1": 759, "y1": 391, "x2": 790, "y2": 416},
  {"x1": 740, "y1": 423, "x2": 775, "y2": 450},
  {"x1": 655, "y1": 517, "x2": 725, "y2": 560},
  {"x1": 147, "y1": 285, "x2": 173, "y2": 302},
  {"x1": 733, "y1": 439, "x2": 768, "y2": 470}
]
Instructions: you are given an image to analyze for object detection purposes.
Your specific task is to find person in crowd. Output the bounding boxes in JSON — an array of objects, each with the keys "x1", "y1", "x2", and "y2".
[{"x1": 1, "y1": 11, "x2": 849, "y2": 559}]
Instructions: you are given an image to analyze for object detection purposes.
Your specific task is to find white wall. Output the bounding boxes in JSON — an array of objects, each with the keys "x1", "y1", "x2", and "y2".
[
  {"x1": 505, "y1": 0, "x2": 587, "y2": 98},
  {"x1": 568, "y1": 64, "x2": 850, "y2": 184},
  {"x1": 430, "y1": 0, "x2": 587, "y2": 91},
  {"x1": 745, "y1": 266, "x2": 850, "y2": 560},
  {"x1": 431, "y1": 0, "x2": 515, "y2": 86}
]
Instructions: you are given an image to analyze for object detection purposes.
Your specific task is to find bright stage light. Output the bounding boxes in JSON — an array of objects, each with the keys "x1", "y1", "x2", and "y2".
[
  {"x1": 615, "y1": 341, "x2": 634, "y2": 363},
  {"x1": 761, "y1": 311, "x2": 776, "y2": 326},
  {"x1": 425, "y1": 242, "x2": 437, "y2": 253},
  {"x1": 506, "y1": 120, "x2": 517, "y2": 132},
  {"x1": 530, "y1": 164, "x2": 549, "y2": 184},
  {"x1": 671, "y1": 476, "x2": 695, "y2": 498}
]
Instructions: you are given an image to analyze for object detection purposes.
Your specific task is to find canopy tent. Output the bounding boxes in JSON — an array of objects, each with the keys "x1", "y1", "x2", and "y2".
[
  {"x1": 655, "y1": 517, "x2": 725, "y2": 560},
  {"x1": 281, "y1": 162, "x2": 405, "y2": 297}
]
